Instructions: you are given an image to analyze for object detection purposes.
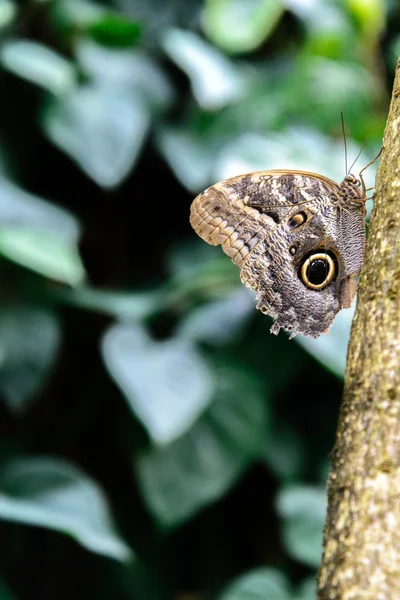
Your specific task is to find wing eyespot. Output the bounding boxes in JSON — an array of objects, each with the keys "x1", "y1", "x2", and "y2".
[
  {"x1": 264, "y1": 211, "x2": 280, "y2": 224},
  {"x1": 288, "y1": 211, "x2": 307, "y2": 229},
  {"x1": 299, "y1": 252, "x2": 336, "y2": 290}
]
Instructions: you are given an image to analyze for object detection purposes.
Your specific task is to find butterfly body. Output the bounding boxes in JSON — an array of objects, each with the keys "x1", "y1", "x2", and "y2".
[{"x1": 190, "y1": 170, "x2": 367, "y2": 338}]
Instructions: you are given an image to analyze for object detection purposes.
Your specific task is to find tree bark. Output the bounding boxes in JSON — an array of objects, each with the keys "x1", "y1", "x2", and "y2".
[{"x1": 318, "y1": 62, "x2": 400, "y2": 598}]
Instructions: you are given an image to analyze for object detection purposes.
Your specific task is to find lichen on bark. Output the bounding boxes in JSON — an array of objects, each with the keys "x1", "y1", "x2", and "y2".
[{"x1": 318, "y1": 61, "x2": 400, "y2": 599}]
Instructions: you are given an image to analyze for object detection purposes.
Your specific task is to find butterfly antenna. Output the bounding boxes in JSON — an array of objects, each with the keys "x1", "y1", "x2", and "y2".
[
  {"x1": 359, "y1": 147, "x2": 383, "y2": 178},
  {"x1": 348, "y1": 140, "x2": 366, "y2": 174},
  {"x1": 358, "y1": 146, "x2": 383, "y2": 196},
  {"x1": 341, "y1": 112, "x2": 348, "y2": 175}
]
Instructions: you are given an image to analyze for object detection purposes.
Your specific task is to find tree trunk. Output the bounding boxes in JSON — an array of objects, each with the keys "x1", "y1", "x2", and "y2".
[{"x1": 318, "y1": 62, "x2": 400, "y2": 598}]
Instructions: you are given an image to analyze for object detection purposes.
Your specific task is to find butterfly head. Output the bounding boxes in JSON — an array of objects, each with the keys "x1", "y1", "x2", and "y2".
[
  {"x1": 344, "y1": 173, "x2": 360, "y2": 185},
  {"x1": 339, "y1": 172, "x2": 366, "y2": 207}
]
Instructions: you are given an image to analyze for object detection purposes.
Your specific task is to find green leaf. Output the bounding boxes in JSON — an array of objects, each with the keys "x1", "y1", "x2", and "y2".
[
  {"x1": 0, "y1": 457, "x2": 133, "y2": 562},
  {"x1": 218, "y1": 567, "x2": 290, "y2": 600},
  {"x1": 51, "y1": 0, "x2": 106, "y2": 28},
  {"x1": 0, "y1": 40, "x2": 76, "y2": 95},
  {"x1": 287, "y1": 2, "x2": 353, "y2": 59},
  {"x1": 59, "y1": 287, "x2": 162, "y2": 320},
  {"x1": 0, "y1": 579, "x2": 16, "y2": 600},
  {"x1": 0, "y1": 177, "x2": 79, "y2": 237},
  {"x1": 214, "y1": 128, "x2": 359, "y2": 184},
  {"x1": 296, "y1": 58, "x2": 375, "y2": 130},
  {"x1": 0, "y1": 177, "x2": 84, "y2": 284},
  {"x1": 295, "y1": 304, "x2": 355, "y2": 378},
  {"x1": 136, "y1": 362, "x2": 268, "y2": 526},
  {"x1": 77, "y1": 40, "x2": 174, "y2": 111},
  {"x1": 0, "y1": 0, "x2": 16, "y2": 29},
  {"x1": 0, "y1": 308, "x2": 61, "y2": 412},
  {"x1": 43, "y1": 84, "x2": 150, "y2": 188},
  {"x1": 203, "y1": 0, "x2": 285, "y2": 54},
  {"x1": 346, "y1": 0, "x2": 385, "y2": 37},
  {"x1": 102, "y1": 322, "x2": 214, "y2": 446},
  {"x1": 294, "y1": 577, "x2": 317, "y2": 600},
  {"x1": 263, "y1": 422, "x2": 305, "y2": 482},
  {"x1": 215, "y1": 127, "x2": 378, "y2": 200},
  {"x1": 167, "y1": 240, "x2": 223, "y2": 281},
  {"x1": 89, "y1": 14, "x2": 141, "y2": 47},
  {"x1": 157, "y1": 127, "x2": 217, "y2": 192},
  {"x1": 166, "y1": 241, "x2": 239, "y2": 302},
  {"x1": 176, "y1": 288, "x2": 254, "y2": 346},
  {"x1": 0, "y1": 228, "x2": 85, "y2": 285},
  {"x1": 276, "y1": 485, "x2": 326, "y2": 568},
  {"x1": 162, "y1": 28, "x2": 245, "y2": 110}
]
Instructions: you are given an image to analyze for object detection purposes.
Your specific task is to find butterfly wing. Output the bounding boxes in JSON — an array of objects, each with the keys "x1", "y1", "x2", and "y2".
[{"x1": 190, "y1": 171, "x2": 366, "y2": 338}]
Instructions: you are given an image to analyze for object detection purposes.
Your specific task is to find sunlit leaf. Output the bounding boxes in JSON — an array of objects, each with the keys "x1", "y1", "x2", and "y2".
[
  {"x1": 102, "y1": 322, "x2": 214, "y2": 446},
  {"x1": 0, "y1": 40, "x2": 76, "y2": 95},
  {"x1": 162, "y1": 28, "x2": 246, "y2": 110},
  {"x1": 276, "y1": 485, "x2": 326, "y2": 568},
  {"x1": 136, "y1": 362, "x2": 268, "y2": 526},
  {"x1": 0, "y1": 177, "x2": 79, "y2": 238},
  {"x1": 77, "y1": 40, "x2": 174, "y2": 111},
  {"x1": 176, "y1": 288, "x2": 254, "y2": 346},
  {"x1": 0, "y1": 308, "x2": 61, "y2": 412},
  {"x1": 157, "y1": 127, "x2": 216, "y2": 191},
  {"x1": 299, "y1": 58, "x2": 376, "y2": 129},
  {"x1": 218, "y1": 567, "x2": 290, "y2": 600},
  {"x1": 51, "y1": 0, "x2": 106, "y2": 28},
  {"x1": 0, "y1": 457, "x2": 133, "y2": 562},
  {"x1": 287, "y1": 0, "x2": 353, "y2": 59},
  {"x1": 203, "y1": 0, "x2": 285, "y2": 54},
  {"x1": 0, "y1": 228, "x2": 84, "y2": 285},
  {"x1": 346, "y1": 0, "x2": 386, "y2": 37},
  {"x1": 214, "y1": 128, "x2": 373, "y2": 185},
  {"x1": 43, "y1": 84, "x2": 150, "y2": 188},
  {"x1": 0, "y1": 0, "x2": 16, "y2": 29},
  {"x1": 59, "y1": 287, "x2": 162, "y2": 320},
  {"x1": 0, "y1": 178, "x2": 84, "y2": 284}
]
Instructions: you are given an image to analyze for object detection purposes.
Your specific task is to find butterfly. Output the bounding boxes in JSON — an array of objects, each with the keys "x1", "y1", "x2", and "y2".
[{"x1": 190, "y1": 167, "x2": 371, "y2": 338}]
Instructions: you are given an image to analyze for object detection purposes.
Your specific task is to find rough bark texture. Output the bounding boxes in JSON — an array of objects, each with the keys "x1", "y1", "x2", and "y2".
[{"x1": 318, "y1": 63, "x2": 400, "y2": 599}]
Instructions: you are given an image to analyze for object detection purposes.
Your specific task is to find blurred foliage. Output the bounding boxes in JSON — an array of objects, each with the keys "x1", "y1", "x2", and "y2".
[{"x1": 0, "y1": 0, "x2": 393, "y2": 598}]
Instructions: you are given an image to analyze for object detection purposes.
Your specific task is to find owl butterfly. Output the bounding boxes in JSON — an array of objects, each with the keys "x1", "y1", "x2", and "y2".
[{"x1": 190, "y1": 167, "x2": 371, "y2": 339}]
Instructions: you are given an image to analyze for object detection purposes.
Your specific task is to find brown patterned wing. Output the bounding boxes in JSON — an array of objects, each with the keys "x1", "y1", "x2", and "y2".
[
  {"x1": 189, "y1": 177, "x2": 277, "y2": 269},
  {"x1": 190, "y1": 170, "x2": 366, "y2": 338}
]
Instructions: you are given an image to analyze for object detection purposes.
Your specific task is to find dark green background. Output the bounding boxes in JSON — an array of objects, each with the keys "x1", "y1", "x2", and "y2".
[{"x1": 0, "y1": 1, "x2": 394, "y2": 599}]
